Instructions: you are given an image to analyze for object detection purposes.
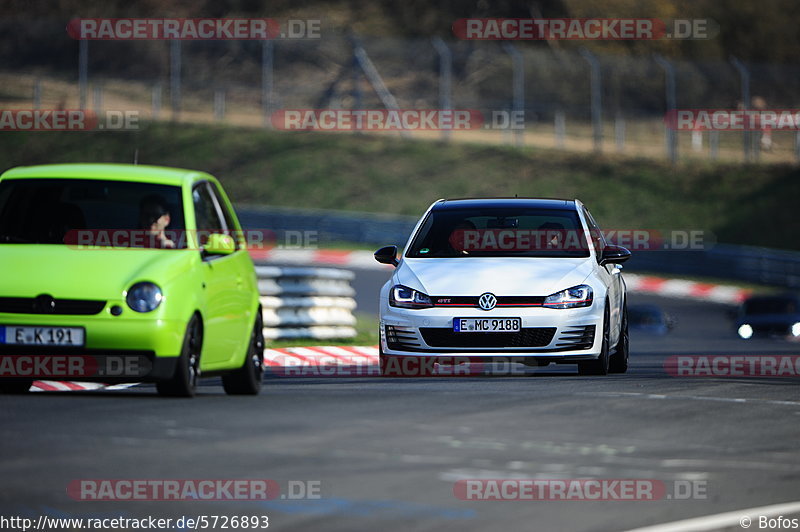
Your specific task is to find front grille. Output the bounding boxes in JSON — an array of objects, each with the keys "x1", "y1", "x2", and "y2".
[
  {"x1": 0, "y1": 296, "x2": 106, "y2": 315},
  {"x1": 432, "y1": 296, "x2": 545, "y2": 308},
  {"x1": 420, "y1": 327, "x2": 556, "y2": 348},
  {"x1": 385, "y1": 325, "x2": 422, "y2": 350},
  {"x1": 556, "y1": 325, "x2": 596, "y2": 349}
]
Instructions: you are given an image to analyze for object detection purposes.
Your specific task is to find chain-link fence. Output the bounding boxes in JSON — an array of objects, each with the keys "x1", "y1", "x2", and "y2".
[{"x1": 3, "y1": 20, "x2": 800, "y2": 163}]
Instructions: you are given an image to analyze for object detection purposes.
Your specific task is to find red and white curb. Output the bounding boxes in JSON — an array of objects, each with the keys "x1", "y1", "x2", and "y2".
[
  {"x1": 263, "y1": 345, "x2": 379, "y2": 368},
  {"x1": 29, "y1": 347, "x2": 381, "y2": 391},
  {"x1": 31, "y1": 381, "x2": 139, "y2": 392},
  {"x1": 624, "y1": 273, "x2": 750, "y2": 304}
]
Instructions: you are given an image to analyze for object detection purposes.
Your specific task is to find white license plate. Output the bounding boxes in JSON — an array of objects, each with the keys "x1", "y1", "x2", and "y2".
[
  {"x1": 453, "y1": 318, "x2": 521, "y2": 333},
  {"x1": 0, "y1": 326, "x2": 85, "y2": 346}
]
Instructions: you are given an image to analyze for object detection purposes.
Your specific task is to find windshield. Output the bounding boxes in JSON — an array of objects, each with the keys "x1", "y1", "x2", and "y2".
[
  {"x1": 743, "y1": 297, "x2": 798, "y2": 315},
  {"x1": 0, "y1": 178, "x2": 185, "y2": 248},
  {"x1": 406, "y1": 207, "x2": 591, "y2": 258}
]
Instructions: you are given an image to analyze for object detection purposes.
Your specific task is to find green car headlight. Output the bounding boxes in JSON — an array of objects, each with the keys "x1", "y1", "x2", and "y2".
[{"x1": 126, "y1": 282, "x2": 163, "y2": 313}]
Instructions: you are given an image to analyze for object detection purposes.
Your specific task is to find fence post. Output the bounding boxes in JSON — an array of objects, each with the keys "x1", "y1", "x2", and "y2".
[
  {"x1": 654, "y1": 54, "x2": 677, "y2": 164},
  {"x1": 78, "y1": 39, "x2": 88, "y2": 109},
  {"x1": 350, "y1": 39, "x2": 363, "y2": 114},
  {"x1": 262, "y1": 39, "x2": 274, "y2": 127},
  {"x1": 502, "y1": 42, "x2": 525, "y2": 147},
  {"x1": 351, "y1": 35, "x2": 409, "y2": 137},
  {"x1": 214, "y1": 90, "x2": 225, "y2": 121},
  {"x1": 579, "y1": 48, "x2": 603, "y2": 153},
  {"x1": 92, "y1": 85, "x2": 103, "y2": 112},
  {"x1": 152, "y1": 83, "x2": 161, "y2": 120},
  {"x1": 730, "y1": 56, "x2": 751, "y2": 162},
  {"x1": 710, "y1": 130, "x2": 720, "y2": 160},
  {"x1": 170, "y1": 39, "x2": 181, "y2": 121},
  {"x1": 554, "y1": 110, "x2": 565, "y2": 148},
  {"x1": 614, "y1": 114, "x2": 625, "y2": 153},
  {"x1": 431, "y1": 37, "x2": 452, "y2": 142},
  {"x1": 33, "y1": 80, "x2": 41, "y2": 109},
  {"x1": 795, "y1": 131, "x2": 800, "y2": 163}
]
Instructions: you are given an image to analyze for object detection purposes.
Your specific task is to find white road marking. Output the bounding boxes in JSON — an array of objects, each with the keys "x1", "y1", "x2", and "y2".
[
  {"x1": 624, "y1": 500, "x2": 800, "y2": 532},
  {"x1": 581, "y1": 391, "x2": 800, "y2": 407}
]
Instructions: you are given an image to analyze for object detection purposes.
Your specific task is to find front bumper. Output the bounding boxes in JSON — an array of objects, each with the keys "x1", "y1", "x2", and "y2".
[
  {"x1": 380, "y1": 304, "x2": 603, "y2": 362},
  {"x1": 0, "y1": 312, "x2": 186, "y2": 382}
]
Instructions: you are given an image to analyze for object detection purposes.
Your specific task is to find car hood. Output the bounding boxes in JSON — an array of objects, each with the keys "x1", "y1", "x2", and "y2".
[
  {"x1": 395, "y1": 257, "x2": 594, "y2": 296},
  {"x1": 0, "y1": 245, "x2": 197, "y2": 300}
]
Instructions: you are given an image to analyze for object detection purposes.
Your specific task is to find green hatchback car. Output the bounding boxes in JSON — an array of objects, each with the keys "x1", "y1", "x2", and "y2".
[{"x1": 0, "y1": 164, "x2": 263, "y2": 397}]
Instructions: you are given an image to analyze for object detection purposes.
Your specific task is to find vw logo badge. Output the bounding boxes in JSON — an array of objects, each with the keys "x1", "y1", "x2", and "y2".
[
  {"x1": 478, "y1": 293, "x2": 497, "y2": 311},
  {"x1": 33, "y1": 294, "x2": 56, "y2": 314}
]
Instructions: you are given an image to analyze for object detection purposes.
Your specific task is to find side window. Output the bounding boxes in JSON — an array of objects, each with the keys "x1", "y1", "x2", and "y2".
[
  {"x1": 582, "y1": 207, "x2": 606, "y2": 260},
  {"x1": 209, "y1": 183, "x2": 240, "y2": 250},
  {"x1": 193, "y1": 183, "x2": 224, "y2": 247}
]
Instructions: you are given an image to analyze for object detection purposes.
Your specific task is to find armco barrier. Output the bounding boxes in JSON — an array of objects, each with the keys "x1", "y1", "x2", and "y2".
[
  {"x1": 255, "y1": 266, "x2": 358, "y2": 340},
  {"x1": 238, "y1": 205, "x2": 800, "y2": 289}
]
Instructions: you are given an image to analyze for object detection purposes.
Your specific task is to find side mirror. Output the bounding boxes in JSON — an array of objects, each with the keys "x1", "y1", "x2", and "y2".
[
  {"x1": 374, "y1": 245, "x2": 399, "y2": 267},
  {"x1": 600, "y1": 244, "x2": 631, "y2": 265},
  {"x1": 203, "y1": 233, "x2": 236, "y2": 256}
]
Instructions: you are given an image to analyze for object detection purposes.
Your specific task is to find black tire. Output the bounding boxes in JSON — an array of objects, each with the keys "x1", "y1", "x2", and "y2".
[
  {"x1": 578, "y1": 302, "x2": 610, "y2": 376},
  {"x1": 157, "y1": 315, "x2": 202, "y2": 397},
  {"x1": 223, "y1": 309, "x2": 265, "y2": 395},
  {"x1": 0, "y1": 378, "x2": 33, "y2": 394},
  {"x1": 609, "y1": 301, "x2": 629, "y2": 374}
]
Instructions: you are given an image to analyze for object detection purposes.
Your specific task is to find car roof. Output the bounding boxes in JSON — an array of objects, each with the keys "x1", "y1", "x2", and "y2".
[
  {"x1": 0, "y1": 163, "x2": 214, "y2": 187},
  {"x1": 432, "y1": 197, "x2": 578, "y2": 211}
]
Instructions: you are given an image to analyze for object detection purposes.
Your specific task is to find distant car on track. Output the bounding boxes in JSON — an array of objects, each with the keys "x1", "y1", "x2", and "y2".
[
  {"x1": 374, "y1": 198, "x2": 631, "y2": 376},
  {"x1": 735, "y1": 294, "x2": 800, "y2": 340},
  {"x1": 0, "y1": 163, "x2": 263, "y2": 396},
  {"x1": 628, "y1": 304, "x2": 675, "y2": 336}
]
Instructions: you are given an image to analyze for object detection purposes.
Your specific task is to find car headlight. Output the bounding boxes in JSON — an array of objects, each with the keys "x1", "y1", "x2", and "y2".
[
  {"x1": 543, "y1": 285, "x2": 593, "y2": 309},
  {"x1": 737, "y1": 323, "x2": 753, "y2": 339},
  {"x1": 389, "y1": 285, "x2": 433, "y2": 309},
  {"x1": 126, "y1": 282, "x2": 163, "y2": 313}
]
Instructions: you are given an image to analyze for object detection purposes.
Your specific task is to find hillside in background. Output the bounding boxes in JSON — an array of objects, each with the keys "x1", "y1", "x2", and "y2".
[{"x1": 1, "y1": 122, "x2": 798, "y2": 251}]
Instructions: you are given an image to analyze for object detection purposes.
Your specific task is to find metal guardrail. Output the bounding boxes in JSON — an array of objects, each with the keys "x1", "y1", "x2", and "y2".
[
  {"x1": 237, "y1": 205, "x2": 418, "y2": 248},
  {"x1": 627, "y1": 244, "x2": 800, "y2": 290},
  {"x1": 241, "y1": 206, "x2": 800, "y2": 290},
  {"x1": 256, "y1": 266, "x2": 357, "y2": 340}
]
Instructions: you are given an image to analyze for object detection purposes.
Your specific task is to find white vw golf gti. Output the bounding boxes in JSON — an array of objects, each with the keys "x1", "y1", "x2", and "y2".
[{"x1": 375, "y1": 198, "x2": 631, "y2": 376}]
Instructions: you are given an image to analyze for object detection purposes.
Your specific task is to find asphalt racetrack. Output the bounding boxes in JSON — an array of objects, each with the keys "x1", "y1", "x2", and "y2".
[{"x1": 2, "y1": 267, "x2": 800, "y2": 531}]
